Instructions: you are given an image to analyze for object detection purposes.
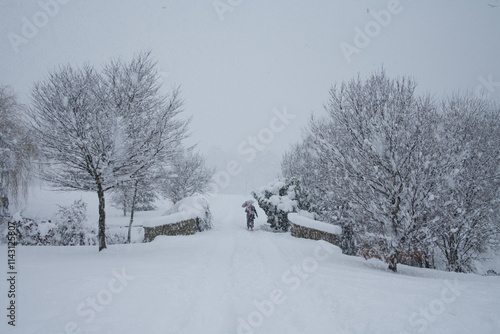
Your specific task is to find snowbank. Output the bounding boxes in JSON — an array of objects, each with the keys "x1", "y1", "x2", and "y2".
[{"x1": 288, "y1": 212, "x2": 342, "y2": 235}]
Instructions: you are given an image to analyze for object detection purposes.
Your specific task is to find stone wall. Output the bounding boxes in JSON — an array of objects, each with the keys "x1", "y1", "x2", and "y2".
[
  {"x1": 143, "y1": 218, "x2": 199, "y2": 243},
  {"x1": 290, "y1": 223, "x2": 341, "y2": 246}
]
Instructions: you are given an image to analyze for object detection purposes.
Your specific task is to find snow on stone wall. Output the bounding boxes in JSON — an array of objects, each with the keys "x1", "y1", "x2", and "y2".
[
  {"x1": 288, "y1": 212, "x2": 341, "y2": 246},
  {"x1": 143, "y1": 218, "x2": 199, "y2": 243},
  {"x1": 142, "y1": 195, "x2": 212, "y2": 242}
]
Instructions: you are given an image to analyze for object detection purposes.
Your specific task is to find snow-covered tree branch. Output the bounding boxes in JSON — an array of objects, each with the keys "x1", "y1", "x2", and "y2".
[
  {"x1": 281, "y1": 69, "x2": 500, "y2": 273},
  {"x1": 29, "y1": 52, "x2": 189, "y2": 251}
]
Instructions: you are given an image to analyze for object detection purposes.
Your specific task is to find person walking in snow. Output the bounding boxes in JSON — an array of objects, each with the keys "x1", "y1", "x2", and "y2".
[{"x1": 245, "y1": 203, "x2": 258, "y2": 231}]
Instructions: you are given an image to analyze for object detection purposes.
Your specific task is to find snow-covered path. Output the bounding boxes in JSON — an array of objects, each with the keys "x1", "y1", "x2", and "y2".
[{"x1": 3, "y1": 194, "x2": 500, "y2": 334}]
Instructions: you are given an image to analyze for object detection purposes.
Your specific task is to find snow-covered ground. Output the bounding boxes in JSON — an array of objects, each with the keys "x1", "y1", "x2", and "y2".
[{"x1": 2, "y1": 194, "x2": 500, "y2": 334}]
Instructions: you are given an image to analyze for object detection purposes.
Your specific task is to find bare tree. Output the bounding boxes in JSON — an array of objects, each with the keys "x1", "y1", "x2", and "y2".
[
  {"x1": 282, "y1": 127, "x2": 356, "y2": 254},
  {"x1": 29, "y1": 53, "x2": 188, "y2": 251},
  {"x1": 110, "y1": 177, "x2": 158, "y2": 243},
  {"x1": 0, "y1": 86, "x2": 37, "y2": 220},
  {"x1": 430, "y1": 94, "x2": 500, "y2": 272},
  {"x1": 103, "y1": 52, "x2": 187, "y2": 244},
  {"x1": 282, "y1": 71, "x2": 500, "y2": 273},
  {"x1": 292, "y1": 70, "x2": 438, "y2": 271}
]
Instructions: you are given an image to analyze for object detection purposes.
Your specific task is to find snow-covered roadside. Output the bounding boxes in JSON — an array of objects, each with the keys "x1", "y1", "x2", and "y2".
[
  {"x1": 1, "y1": 194, "x2": 499, "y2": 334},
  {"x1": 9, "y1": 184, "x2": 175, "y2": 243}
]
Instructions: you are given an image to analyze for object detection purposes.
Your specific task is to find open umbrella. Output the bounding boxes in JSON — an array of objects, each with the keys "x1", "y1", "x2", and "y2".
[{"x1": 241, "y1": 200, "x2": 254, "y2": 208}]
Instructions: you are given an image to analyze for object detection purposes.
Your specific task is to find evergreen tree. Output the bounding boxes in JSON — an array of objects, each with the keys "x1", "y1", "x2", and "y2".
[{"x1": 252, "y1": 178, "x2": 306, "y2": 231}]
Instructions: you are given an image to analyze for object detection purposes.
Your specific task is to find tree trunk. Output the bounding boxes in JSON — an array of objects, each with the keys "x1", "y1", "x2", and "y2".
[
  {"x1": 123, "y1": 197, "x2": 127, "y2": 217},
  {"x1": 388, "y1": 247, "x2": 398, "y2": 272},
  {"x1": 388, "y1": 256, "x2": 398, "y2": 272},
  {"x1": 0, "y1": 193, "x2": 9, "y2": 227},
  {"x1": 97, "y1": 182, "x2": 107, "y2": 251},
  {"x1": 127, "y1": 180, "x2": 139, "y2": 244},
  {"x1": 1, "y1": 195, "x2": 9, "y2": 218}
]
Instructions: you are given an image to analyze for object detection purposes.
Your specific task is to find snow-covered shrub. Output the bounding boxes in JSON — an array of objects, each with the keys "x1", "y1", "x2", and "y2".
[
  {"x1": 252, "y1": 178, "x2": 305, "y2": 232},
  {"x1": 196, "y1": 199, "x2": 213, "y2": 232},
  {"x1": 0, "y1": 216, "x2": 56, "y2": 246},
  {"x1": 1, "y1": 201, "x2": 97, "y2": 246},
  {"x1": 12, "y1": 218, "x2": 43, "y2": 245},
  {"x1": 10, "y1": 218, "x2": 38, "y2": 245},
  {"x1": 52, "y1": 200, "x2": 96, "y2": 246},
  {"x1": 105, "y1": 227, "x2": 128, "y2": 245}
]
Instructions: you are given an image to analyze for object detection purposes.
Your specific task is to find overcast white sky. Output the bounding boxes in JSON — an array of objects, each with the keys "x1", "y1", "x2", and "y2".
[{"x1": 1, "y1": 0, "x2": 499, "y2": 192}]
